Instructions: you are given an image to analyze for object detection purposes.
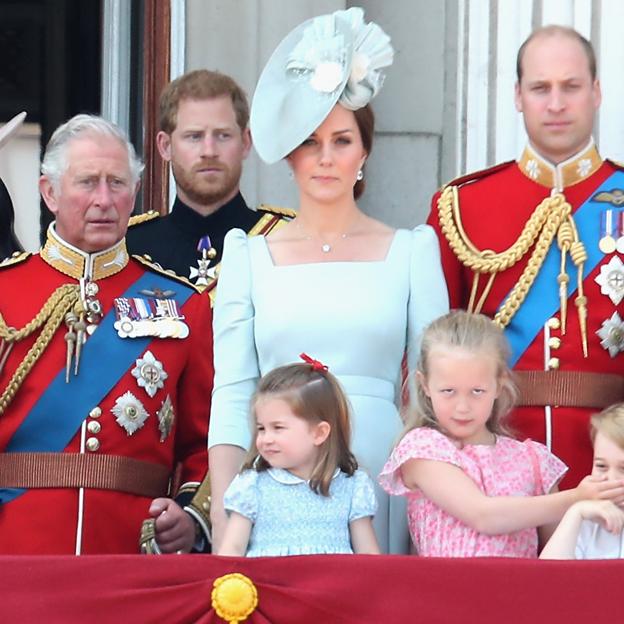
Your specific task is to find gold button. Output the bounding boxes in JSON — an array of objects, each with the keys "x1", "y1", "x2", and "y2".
[
  {"x1": 548, "y1": 337, "x2": 561, "y2": 349},
  {"x1": 201, "y1": 501, "x2": 210, "y2": 511},
  {"x1": 547, "y1": 317, "x2": 561, "y2": 330},
  {"x1": 87, "y1": 421, "x2": 101, "y2": 434},
  {"x1": 547, "y1": 357, "x2": 560, "y2": 370},
  {"x1": 86, "y1": 437, "x2": 100, "y2": 452},
  {"x1": 89, "y1": 407, "x2": 102, "y2": 419}
]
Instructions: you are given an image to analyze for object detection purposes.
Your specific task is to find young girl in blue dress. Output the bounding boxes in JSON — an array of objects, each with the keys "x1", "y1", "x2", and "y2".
[{"x1": 218, "y1": 355, "x2": 380, "y2": 557}]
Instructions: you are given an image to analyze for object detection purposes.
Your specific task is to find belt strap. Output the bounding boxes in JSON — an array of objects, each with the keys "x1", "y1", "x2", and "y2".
[
  {"x1": 0, "y1": 453, "x2": 171, "y2": 498},
  {"x1": 515, "y1": 371, "x2": 624, "y2": 408}
]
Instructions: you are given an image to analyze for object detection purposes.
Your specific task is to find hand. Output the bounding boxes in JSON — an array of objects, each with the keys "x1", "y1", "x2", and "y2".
[
  {"x1": 149, "y1": 498, "x2": 196, "y2": 554},
  {"x1": 575, "y1": 500, "x2": 624, "y2": 534},
  {"x1": 574, "y1": 475, "x2": 624, "y2": 505}
]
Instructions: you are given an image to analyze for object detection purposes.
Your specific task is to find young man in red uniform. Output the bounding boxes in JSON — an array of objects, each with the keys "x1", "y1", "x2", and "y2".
[
  {"x1": 0, "y1": 115, "x2": 212, "y2": 554},
  {"x1": 428, "y1": 26, "x2": 624, "y2": 489}
]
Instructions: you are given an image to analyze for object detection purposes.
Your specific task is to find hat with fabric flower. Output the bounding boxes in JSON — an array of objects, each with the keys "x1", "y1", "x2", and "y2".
[{"x1": 250, "y1": 7, "x2": 393, "y2": 164}]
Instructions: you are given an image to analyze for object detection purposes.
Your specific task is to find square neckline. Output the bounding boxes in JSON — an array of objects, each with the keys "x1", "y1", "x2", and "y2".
[{"x1": 257, "y1": 228, "x2": 403, "y2": 268}]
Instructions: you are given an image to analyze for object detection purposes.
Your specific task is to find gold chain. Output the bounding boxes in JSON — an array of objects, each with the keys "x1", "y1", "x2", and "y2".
[
  {"x1": 0, "y1": 284, "x2": 80, "y2": 416},
  {"x1": 437, "y1": 185, "x2": 581, "y2": 330}
]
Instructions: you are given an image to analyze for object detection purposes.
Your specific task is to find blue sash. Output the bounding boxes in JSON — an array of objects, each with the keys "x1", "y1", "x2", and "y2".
[
  {"x1": 504, "y1": 170, "x2": 624, "y2": 366},
  {"x1": 0, "y1": 271, "x2": 194, "y2": 504}
]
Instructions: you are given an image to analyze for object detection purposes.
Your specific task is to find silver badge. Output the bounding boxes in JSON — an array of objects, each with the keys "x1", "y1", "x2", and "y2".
[
  {"x1": 595, "y1": 255, "x2": 624, "y2": 306},
  {"x1": 131, "y1": 350, "x2": 168, "y2": 398},
  {"x1": 596, "y1": 312, "x2": 624, "y2": 358},
  {"x1": 111, "y1": 391, "x2": 149, "y2": 435},
  {"x1": 157, "y1": 395, "x2": 175, "y2": 442}
]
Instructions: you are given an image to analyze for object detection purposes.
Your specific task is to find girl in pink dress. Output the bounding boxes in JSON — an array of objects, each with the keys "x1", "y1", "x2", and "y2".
[{"x1": 379, "y1": 311, "x2": 624, "y2": 557}]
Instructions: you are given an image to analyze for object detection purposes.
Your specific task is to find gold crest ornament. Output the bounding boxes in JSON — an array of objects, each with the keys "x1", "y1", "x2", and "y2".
[
  {"x1": 131, "y1": 350, "x2": 168, "y2": 398},
  {"x1": 157, "y1": 395, "x2": 174, "y2": 442},
  {"x1": 111, "y1": 391, "x2": 149, "y2": 435},
  {"x1": 595, "y1": 255, "x2": 624, "y2": 306},
  {"x1": 211, "y1": 573, "x2": 258, "y2": 624},
  {"x1": 597, "y1": 312, "x2": 624, "y2": 358}
]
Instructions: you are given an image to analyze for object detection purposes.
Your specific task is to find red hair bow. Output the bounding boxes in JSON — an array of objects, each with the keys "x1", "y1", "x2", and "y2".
[{"x1": 299, "y1": 353, "x2": 328, "y2": 372}]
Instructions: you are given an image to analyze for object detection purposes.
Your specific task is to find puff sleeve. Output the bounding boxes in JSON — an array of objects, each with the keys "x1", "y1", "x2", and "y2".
[
  {"x1": 208, "y1": 229, "x2": 259, "y2": 450},
  {"x1": 223, "y1": 470, "x2": 259, "y2": 522},
  {"x1": 349, "y1": 470, "x2": 378, "y2": 521}
]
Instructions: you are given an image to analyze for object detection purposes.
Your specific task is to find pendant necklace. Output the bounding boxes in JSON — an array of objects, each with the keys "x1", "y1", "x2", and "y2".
[{"x1": 295, "y1": 219, "x2": 358, "y2": 253}]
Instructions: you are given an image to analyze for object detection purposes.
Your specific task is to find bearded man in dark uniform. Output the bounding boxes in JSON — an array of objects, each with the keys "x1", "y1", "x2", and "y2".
[{"x1": 126, "y1": 70, "x2": 292, "y2": 297}]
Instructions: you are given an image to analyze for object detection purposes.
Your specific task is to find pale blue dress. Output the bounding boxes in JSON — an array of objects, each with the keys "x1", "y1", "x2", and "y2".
[
  {"x1": 224, "y1": 467, "x2": 376, "y2": 556},
  {"x1": 209, "y1": 226, "x2": 449, "y2": 553}
]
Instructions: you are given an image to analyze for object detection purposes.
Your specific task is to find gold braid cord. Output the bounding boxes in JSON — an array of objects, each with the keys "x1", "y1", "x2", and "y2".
[
  {"x1": 438, "y1": 185, "x2": 588, "y2": 350},
  {"x1": 0, "y1": 284, "x2": 81, "y2": 416}
]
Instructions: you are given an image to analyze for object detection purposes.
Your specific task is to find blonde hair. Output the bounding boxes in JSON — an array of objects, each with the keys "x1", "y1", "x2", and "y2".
[
  {"x1": 404, "y1": 310, "x2": 518, "y2": 438},
  {"x1": 243, "y1": 362, "x2": 357, "y2": 496},
  {"x1": 590, "y1": 403, "x2": 624, "y2": 450}
]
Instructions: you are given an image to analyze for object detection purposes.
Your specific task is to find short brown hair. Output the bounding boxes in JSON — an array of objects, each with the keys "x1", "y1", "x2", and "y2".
[
  {"x1": 353, "y1": 104, "x2": 375, "y2": 200},
  {"x1": 590, "y1": 403, "x2": 624, "y2": 450},
  {"x1": 159, "y1": 69, "x2": 250, "y2": 134},
  {"x1": 516, "y1": 25, "x2": 597, "y2": 83},
  {"x1": 244, "y1": 361, "x2": 358, "y2": 497}
]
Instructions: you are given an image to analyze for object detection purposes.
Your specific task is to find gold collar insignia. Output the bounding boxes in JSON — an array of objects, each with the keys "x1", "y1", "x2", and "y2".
[
  {"x1": 518, "y1": 140, "x2": 602, "y2": 190},
  {"x1": 41, "y1": 224, "x2": 129, "y2": 281}
]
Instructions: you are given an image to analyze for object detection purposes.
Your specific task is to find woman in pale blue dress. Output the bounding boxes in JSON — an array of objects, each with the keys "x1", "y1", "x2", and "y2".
[{"x1": 208, "y1": 8, "x2": 449, "y2": 553}]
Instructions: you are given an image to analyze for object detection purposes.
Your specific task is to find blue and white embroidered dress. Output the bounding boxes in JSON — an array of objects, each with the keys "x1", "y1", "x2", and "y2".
[
  {"x1": 209, "y1": 227, "x2": 448, "y2": 553},
  {"x1": 224, "y1": 468, "x2": 377, "y2": 556}
]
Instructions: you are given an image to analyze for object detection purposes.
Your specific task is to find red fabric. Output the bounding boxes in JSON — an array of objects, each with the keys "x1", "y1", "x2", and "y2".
[
  {"x1": 1, "y1": 554, "x2": 621, "y2": 623},
  {"x1": 0, "y1": 254, "x2": 213, "y2": 554},
  {"x1": 428, "y1": 161, "x2": 622, "y2": 489}
]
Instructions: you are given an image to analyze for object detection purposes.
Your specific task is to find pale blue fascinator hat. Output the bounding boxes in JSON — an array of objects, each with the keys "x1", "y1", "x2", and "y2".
[{"x1": 250, "y1": 7, "x2": 394, "y2": 164}]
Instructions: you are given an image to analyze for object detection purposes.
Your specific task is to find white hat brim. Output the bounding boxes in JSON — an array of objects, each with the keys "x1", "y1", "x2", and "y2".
[
  {"x1": 250, "y1": 17, "x2": 354, "y2": 164},
  {"x1": 0, "y1": 112, "x2": 27, "y2": 151}
]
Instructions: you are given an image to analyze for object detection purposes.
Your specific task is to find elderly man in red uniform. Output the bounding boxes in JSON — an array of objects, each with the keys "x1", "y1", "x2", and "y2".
[
  {"x1": 0, "y1": 115, "x2": 212, "y2": 554},
  {"x1": 429, "y1": 26, "x2": 624, "y2": 489}
]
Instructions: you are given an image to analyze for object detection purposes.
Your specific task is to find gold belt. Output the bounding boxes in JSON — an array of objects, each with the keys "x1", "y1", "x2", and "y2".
[
  {"x1": 0, "y1": 453, "x2": 171, "y2": 498},
  {"x1": 514, "y1": 371, "x2": 624, "y2": 409}
]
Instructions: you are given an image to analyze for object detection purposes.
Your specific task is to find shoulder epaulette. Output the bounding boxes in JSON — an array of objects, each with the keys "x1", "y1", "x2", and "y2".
[
  {"x1": 130, "y1": 254, "x2": 202, "y2": 294},
  {"x1": 248, "y1": 204, "x2": 296, "y2": 237},
  {"x1": 128, "y1": 211, "x2": 160, "y2": 227},
  {"x1": 606, "y1": 158, "x2": 624, "y2": 171},
  {"x1": 257, "y1": 203, "x2": 297, "y2": 219},
  {"x1": 0, "y1": 251, "x2": 32, "y2": 269},
  {"x1": 439, "y1": 160, "x2": 516, "y2": 192}
]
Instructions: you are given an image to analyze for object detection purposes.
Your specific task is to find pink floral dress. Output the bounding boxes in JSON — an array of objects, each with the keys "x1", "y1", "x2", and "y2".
[{"x1": 378, "y1": 428, "x2": 567, "y2": 557}]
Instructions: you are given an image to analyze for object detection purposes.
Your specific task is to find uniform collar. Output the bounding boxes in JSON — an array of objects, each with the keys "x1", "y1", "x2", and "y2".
[
  {"x1": 41, "y1": 223, "x2": 129, "y2": 281},
  {"x1": 170, "y1": 192, "x2": 251, "y2": 237},
  {"x1": 517, "y1": 139, "x2": 602, "y2": 190}
]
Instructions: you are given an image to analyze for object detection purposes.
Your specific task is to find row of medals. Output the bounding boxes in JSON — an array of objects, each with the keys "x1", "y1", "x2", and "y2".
[{"x1": 596, "y1": 208, "x2": 624, "y2": 358}]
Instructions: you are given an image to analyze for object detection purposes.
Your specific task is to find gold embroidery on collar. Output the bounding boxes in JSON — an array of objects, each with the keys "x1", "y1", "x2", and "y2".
[
  {"x1": 41, "y1": 225, "x2": 128, "y2": 280},
  {"x1": 518, "y1": 142, "x2": 602, "y2": 189}
]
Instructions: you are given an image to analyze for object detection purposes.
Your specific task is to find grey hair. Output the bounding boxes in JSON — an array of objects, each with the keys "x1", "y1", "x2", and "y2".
[{"x1": 41, "y1": 114, "x2": 144, "y2": 191}]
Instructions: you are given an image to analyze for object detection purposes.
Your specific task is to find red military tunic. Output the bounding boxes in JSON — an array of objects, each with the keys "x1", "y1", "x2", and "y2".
[
  {"x1": 0, "y1": 227, "x2": 213, "y2": 554},
  {"x1": 428, "y1": 142, "x2": 624, "y2": 489}
]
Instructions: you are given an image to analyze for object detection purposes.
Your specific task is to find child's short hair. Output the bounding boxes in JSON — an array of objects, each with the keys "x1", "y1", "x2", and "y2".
[
  {"x1": 244, "y1": 361, "x2": 358, "y2": 496},
  {"x1": 590, "y1": 403, "x2": 624, "y2": 450},
  {"x1": 406, "y1": 310, "x2": 518, "y2": 436}
]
